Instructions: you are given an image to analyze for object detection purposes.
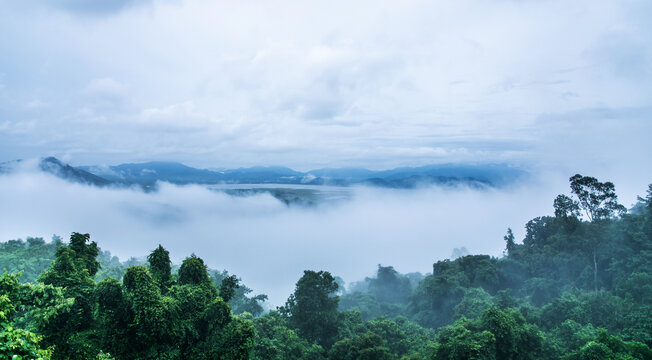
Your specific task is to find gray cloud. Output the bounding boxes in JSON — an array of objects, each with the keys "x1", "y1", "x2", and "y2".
[
  {"x1": 40, "y1": 0, "x2": 155, "y2": 15},
  {"x1": 0, "y1": 2, "x2": 649, "y2": 179}
]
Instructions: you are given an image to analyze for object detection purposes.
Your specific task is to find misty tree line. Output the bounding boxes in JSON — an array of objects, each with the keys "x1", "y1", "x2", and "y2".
[{"x1": 1, "y1": 174, "x2": 652, "y2": 359}]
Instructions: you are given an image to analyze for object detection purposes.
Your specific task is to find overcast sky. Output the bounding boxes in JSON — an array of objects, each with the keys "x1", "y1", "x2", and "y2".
[{"x1": 1, "y1": 1, "x2": 651, "y2": 181}]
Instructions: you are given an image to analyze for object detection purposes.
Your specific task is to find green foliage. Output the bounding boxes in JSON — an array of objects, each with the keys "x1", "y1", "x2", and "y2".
[
  {"x1": 37, "y1": 234, "x2": 99, "y2": 360},
  {"x1": 432, "y1": 307, "x2": 544, "y2": 360},
  {"x1": 503, "y1": 228, "x2": 517, "y2": 256},
  {"x1": 329, "y1": 331, "x2": 393, "y2": 360},
  {"x1": 252, "y1": 310, "x2": 326, "y2": 360},
  {"x1": 554, "y1": 194, "x2": 581, "y2": 219},
  {"x1": 2, "y1": 178, "x2": 651, "y2": 360},
  {"x1": 0, "y1": 237, "x2": 59, "y2": 283},
  {"x1": 368, "y1": 265, "x2": 412, "y2": 305},
  {"x1": 561, "y1": 329, "x2": 652, "y2": 360},
  {"x1": 338, "y1": 265, "x2": 413, "y2": 322},
  {"x1": 454, "y1": 288, "x2": 493, "y2": 320},
  {"x1": 282, "y1": 270, "x2": 340, "y2": 348},
  {"x1": 68, "y1": 233, "x2": 100, "y2": 277},
  {"x1": 410, "y1": 255, "x2": 499, "y2": 328},
  {"x1": 123, "y1": 266, "x2": 178, "y2": 357},
  {"x1": 178, "y1": 254, "x2": 210, "y2": 286},
  {"x1": 217, "y1": 315, "x2": 256, "y2": 360},
  {"x1": 568, "y1": 174, "x2": 626, "y2": 221},
  {"x1": 0, "y1": 235, "x2": 127, "y2": 284},
  {"x1": 431, "y1": 320, "x2": 496, "y2": 360},
  {"x1": 95, "y1": 278, "x2": 131, "y2": 358},
  {"x1": 211, "y1": 269, "x2": 268, "y2": 317},
  {"x1": 0, "y1": 294, "x2": 53, "y2": 360},
  {"x1": 147, "y1": 245, "x2": 172, "y2": 291},
  {"x1": 2, "y1": 239, "x2": 258, "y2": 360},
  {"x1": 339, "y1": 292, "x2": 383, "y2": 320},
  {"x1": 220, "y1": 274, "x2": 240, "y2": 303}
]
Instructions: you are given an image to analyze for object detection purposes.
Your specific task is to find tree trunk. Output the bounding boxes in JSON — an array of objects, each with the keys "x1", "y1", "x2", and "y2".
[{"x1": 593, "y1": 248, "x2": 598, "y2": 292}]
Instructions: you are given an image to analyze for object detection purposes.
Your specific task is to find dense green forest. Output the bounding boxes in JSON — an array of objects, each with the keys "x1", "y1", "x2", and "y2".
[{"x1": 1, "y1": 174, "x2": 651, "y2": 359}]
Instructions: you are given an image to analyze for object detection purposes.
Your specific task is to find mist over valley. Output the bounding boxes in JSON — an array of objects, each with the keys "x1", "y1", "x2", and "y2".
[
  {"x1": 2, "y1": 1, "x2": 651, "y2": 358},
  {"x1": 1, "y1": 158, "x2": 561, "y2": 305}
]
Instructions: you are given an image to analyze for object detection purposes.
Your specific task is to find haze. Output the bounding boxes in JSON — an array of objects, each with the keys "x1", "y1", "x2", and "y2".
[
  {"x1": 1, "y1": 0, "x2": 652, "y2": 304},
  {"x1": 0, "y1": 162, "x2": 586, "y2": 304}
]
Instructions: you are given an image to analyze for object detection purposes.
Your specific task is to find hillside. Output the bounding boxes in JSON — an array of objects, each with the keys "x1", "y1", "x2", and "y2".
[{"x1": 1, "y1": 176, "x2": 651, "y2": 359}]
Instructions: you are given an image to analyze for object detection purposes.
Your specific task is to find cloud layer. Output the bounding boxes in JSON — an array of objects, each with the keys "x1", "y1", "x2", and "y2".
[
  {"x1": 1, "y1": 0, "x2": 651, "y2": 174},
  {"x1": 0, "y1": 165, "x2": 606, "y2": 305}
]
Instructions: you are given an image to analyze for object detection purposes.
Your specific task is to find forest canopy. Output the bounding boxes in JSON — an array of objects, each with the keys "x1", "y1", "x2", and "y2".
[{"x1": 1, "y1": 175, "x2": 651, "y2": 359}]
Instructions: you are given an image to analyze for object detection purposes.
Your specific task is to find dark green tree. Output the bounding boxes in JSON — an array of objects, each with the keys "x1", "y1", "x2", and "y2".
[
  {"x1": 38, "y1": 234, "x2": 99, "y2": 360},
  {"x1": 431, "y1": 319, "x2": 496, "y2": 360},
  {"x1": 562, "y1": 328, "x2": 652, "y2": 360},
  {"x1": 568, "y1": 174, "x2": 626, "y2": 221},
  {"x1": 252, "y1": 310, "x2": 325, "y2": 360},
  {"x1": 0, "y1": 294, "x2": 53, "y2": 359},
  {"x1": 216, "y1": 316, "x2": 256, "y2": 360},
  {"x1": 368, "y1": 265, "x2": 412, "y2": 304},
  {"x1": 178, "y1": 255, "x2": 210, "y2": 286},
  {"x1": 282, "y1": 270, "x2": 340, "y2": 348},
  {"x1": 503, "y1": 228, "x2": 516, "y2": 256},
  {"x1": 95, "y1": 278, "x2": 132, "y2": 358},
  {"x1": 68, "y1": 232, "x2": 100, "y2": 277},
  {"x1": 554, "y1": 195, "x2": 581, "y2": 219},
  {"x1": 561, "y1": 175, "x2": 626, "y2": 291},
  {"x1": 123, "y1": 266, "x2": 179, "y2": 359},
  {"x1": 220, "y1": 275, "x2": 240, "y2": 303},
  {"x1": 328, "y1": 331, "x2": 392, "y2": 360},
  {"x1": 432, "y1": 307, "x2": 544, "y2": 360},
  {"x1": 147, "y1": 245, "x2": 172, "y2": 291}
]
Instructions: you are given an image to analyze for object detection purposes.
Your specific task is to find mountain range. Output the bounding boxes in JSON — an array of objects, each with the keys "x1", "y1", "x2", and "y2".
[{"x1": 1, "y1": 157, "x2": 526, "y2": 190}]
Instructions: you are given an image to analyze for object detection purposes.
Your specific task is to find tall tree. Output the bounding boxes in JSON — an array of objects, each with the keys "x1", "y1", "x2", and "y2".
[
  {"x1": 38, "y1": 234, "x2": 99, "y2": 360},
  {"x1": 553, "y1": 195, "x2": 580, "y2": 219},
  {"x1": 568, "y1": 174, "x2": 626, "y2": 221},
  {"x1": 220, "y1": 275, "x2": 240, "y2": 303},
  {"x1": 178, "y1": 255, "x2": 210, "y2": 286},
  {"x1": 68, "y1": 232, "x2": 100, "y2": 277},
  {"x1": 368, "y1": 265, "x2": 411, "y2": 304},
  {"x1": 282, "y1": 270, "x2": 340, "y2": 348},
  {"x1": 637, "y1": 184, "x2": 652, "y2": 210},
  {"x1": 504, "y1": 228, "x2": 516, "y2": 256},
  {"x1": 147, "y1": 245, "x2": 172, "y2": 291},
  {"x1": 96, "y1": 278, "x2": 132, "y2": 358},
  {"x1": 564, "y1": 175, "x2": 626, "y2": 291},
  {"x1": 123, "y1": 266, "x2": 179, "y2": 359}
]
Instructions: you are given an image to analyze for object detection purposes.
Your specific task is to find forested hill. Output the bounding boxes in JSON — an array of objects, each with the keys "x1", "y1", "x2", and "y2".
[
  {"x1": 1, "y1": 175, "x2": 651, "y2": 360},
  {"x1": 1, "y1": 156, "x2": 524, "y2": 189}
]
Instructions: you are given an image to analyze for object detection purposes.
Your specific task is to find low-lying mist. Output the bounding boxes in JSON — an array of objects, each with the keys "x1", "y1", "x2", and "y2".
[{"x1": 0, "y1": 164, "x2": 568, "y2": 305}]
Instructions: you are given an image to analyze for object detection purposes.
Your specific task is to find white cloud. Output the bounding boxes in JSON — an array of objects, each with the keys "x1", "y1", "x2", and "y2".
[
  {"x1": 0, "y1": 0, "x2": 650, "y2": 172},
  {"x1": 85, "y1": 77, "x2": 126, "y2": 98},
  {"x1": 0, "y1": 165, "x2": 585, "y2": 305},
  {"x1": 137, "y1": 101, "x2": 212, "y2": 132}
]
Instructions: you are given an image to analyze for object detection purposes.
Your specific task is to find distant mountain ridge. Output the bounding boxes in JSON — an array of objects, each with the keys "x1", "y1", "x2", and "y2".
[
  {"x1": 1, "y1": 157, "x2": 526, "y2": 190},
  {"x1": 40, "y1": 157, "x2": 113, "y2": 187},
  {"x1": 0, "y1": 157, "x2": 112, "y2": 187}
]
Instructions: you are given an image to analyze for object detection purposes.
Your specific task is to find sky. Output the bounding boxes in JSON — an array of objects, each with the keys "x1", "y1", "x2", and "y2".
[
  {"x1": 0, "y1": 1, "x2": 650, "y2": 174},
  {"x1": 1, "y1": 1, "x2": 652, "y2": 304}
]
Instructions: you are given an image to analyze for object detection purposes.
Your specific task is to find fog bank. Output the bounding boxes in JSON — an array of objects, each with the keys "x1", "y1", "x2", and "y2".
[{"x1": 0, "y1": 167, "x2": 591, "y2": 305}]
